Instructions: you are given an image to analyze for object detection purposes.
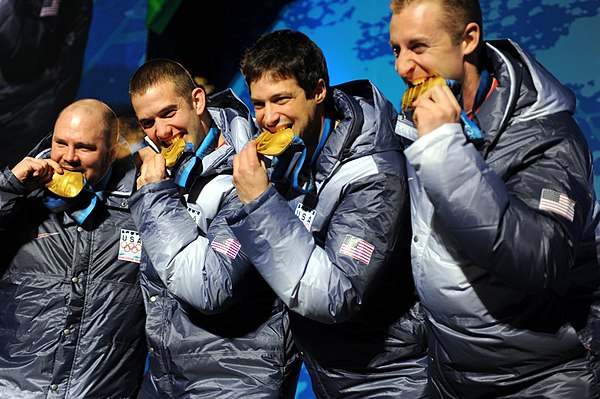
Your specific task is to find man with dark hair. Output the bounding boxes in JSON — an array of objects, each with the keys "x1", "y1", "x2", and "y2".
[
  {"x1": 389, "y1": 0, "x2": 600, "y2": 397},
  {"x1": 230, "y1": 29, "x2": 428, "y2": 398}
]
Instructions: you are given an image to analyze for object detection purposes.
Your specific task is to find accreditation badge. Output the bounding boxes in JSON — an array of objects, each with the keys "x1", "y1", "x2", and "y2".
[
  {"x1": 295, "y1": 203, "x2": 316, "y2": 231},
  {"x1": 119, "y1": 229, "x2": 142, "y2": 263},
  {"x1": 395, "y1": 116, "x2": 418, "y2": 142}
]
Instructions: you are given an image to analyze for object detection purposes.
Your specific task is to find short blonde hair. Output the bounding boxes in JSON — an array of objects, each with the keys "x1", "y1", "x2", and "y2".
[{"x1": 390, "y1": 0, "x2": 483, "y2": 46}]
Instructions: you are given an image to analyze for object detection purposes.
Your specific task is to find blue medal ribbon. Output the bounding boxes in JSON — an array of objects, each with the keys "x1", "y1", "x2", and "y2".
[
  {"x1": 172, "y1": 124, "x2": 219, "y2": 189},
  {"x1": 446, "y1": 71, "x2": 492, "y2": 146},
  {"x1": 273, "y1": 118, "x2": 334, "y2": 194}
]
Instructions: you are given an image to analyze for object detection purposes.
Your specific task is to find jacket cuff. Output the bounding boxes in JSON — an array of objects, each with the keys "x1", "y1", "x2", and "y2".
[{"x1": 3, "y1": 168, "x2": 29, "y2": 196}]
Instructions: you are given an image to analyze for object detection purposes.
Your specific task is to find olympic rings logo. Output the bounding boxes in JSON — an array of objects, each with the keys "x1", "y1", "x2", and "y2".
[{"x1": 120, "y1": 241, "x2": 142, "y2": 253}]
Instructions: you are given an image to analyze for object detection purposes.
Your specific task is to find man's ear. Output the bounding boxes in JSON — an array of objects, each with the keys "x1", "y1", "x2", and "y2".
[
  {"x1": 109, "y1": 140, "x2": 121, "y2": 164},
  {"x1": 314, "y1": 79, "x2": 327, "y2": 104},
  {"x1": 463, "y1": 22, "x2": 481, "y2": 56},
  {"x1": 192, "y1": 87, "x2": 206, "y2": 115}
]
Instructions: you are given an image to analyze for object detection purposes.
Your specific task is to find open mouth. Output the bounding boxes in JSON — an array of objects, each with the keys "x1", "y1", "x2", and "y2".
[{"x1": 408, "y1": 76, "x2": 427, "y2": 88}]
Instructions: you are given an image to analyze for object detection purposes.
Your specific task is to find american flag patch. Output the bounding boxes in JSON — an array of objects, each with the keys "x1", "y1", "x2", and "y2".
[
  {"x1": 210, "y1": 236, "x2": 241, "y2": 259},
  {"x1": 538, "y1": 188, "x2": 576, "y2": 222},
  {"x1": 339, "y1": 235, "x2": 375, "y2": 265}
]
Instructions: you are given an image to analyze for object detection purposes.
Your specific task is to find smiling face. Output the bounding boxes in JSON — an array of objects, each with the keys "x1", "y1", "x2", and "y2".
[
  {"x1": 131, "y1": 80, "x2": 204, "y2": 150},
  {"x1": 389, "y1": 1, "x2": 468, "y2": 86},
  {"x1": 249, "y1": 73, "x2": 326, "y2": 149},
  {"x1": 50, "y1": 102, "x2": 118, "y2": 187}
]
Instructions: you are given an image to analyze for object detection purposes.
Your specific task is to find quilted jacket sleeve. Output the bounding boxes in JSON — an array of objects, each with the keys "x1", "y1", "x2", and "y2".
[
  {"x1": 228, "y1": 153, "x2": 408, "y2": 324},
  {"x1": 405, "y1": 118, "x2": 594, "y2": 293},
  {"x1": 129, "y1": 178, "x2": 254, "y2": 313}
]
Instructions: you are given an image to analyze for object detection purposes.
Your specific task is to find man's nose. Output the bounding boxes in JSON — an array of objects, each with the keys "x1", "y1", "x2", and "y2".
[
  {"x1": 154, "y1": 119, "x2": 172, "y2": 141},
  {"x1": 395, "y1": 52, "x2": 415, "y2": 79},
  {"x1": 63, "y1": 146, "x2": 78, "y2": 163},
  {"x1": 262, "y1": 104, "x2": 280, "y2": 129}
]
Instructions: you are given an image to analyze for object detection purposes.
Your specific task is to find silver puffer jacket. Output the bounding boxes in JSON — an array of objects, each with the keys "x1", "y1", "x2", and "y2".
[
  {"x1": 130, "y1": 89, "x2": 301, "y2": 398},
  {"x1": 0, "y1": 139, "x2": 146, "y2": 398},
  {"x1": 397, "y1": 39, "x2": 600, "y2": 398},
  {"x1": 229, "y1": 80, "x2": 428, "y2": 398}
]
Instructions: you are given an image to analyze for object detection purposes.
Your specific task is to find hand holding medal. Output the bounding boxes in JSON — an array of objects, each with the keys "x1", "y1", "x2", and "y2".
[
  {"x1": 401, "y1": 75, "x2": 447, "y2": 111},
  {"x1": 402, "y1": 75, "x2": 484, "y2": 144}
]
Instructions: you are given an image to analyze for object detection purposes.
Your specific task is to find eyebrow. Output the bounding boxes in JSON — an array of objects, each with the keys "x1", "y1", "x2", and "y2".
[
  {"x1": 251, "y1": 90, "x2": 294, "y2": 103},
  {"x1": 54, "y1": 137, "x2": 96, "y2": 149},
  {"x1": 142, "y1": 103, "x2": 179, "y2": 120}
]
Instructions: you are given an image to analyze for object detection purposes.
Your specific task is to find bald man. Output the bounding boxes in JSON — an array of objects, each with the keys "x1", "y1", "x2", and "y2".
[{"x1": 0, "y1": 99, "x2": 147, "y2": 397}]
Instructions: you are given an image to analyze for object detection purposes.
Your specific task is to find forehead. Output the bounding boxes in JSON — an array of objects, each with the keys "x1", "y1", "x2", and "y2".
[
  {"x1": 390, "y1": 2, "x2": 446, "y2": 40},
  {"x1": 53, "y1": 110, "x2": 106, "y2": 144},
  {"x1": 249, "y1": 75, "x2": 302, "y2": 100},
  {"x1": 132, "y1": 81, "x2": 184, "y2": 117}
]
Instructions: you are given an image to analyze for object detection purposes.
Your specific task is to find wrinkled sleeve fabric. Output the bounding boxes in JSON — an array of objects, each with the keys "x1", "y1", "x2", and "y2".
[
  {"x1": 129, "y1": 178, "x2": 253, "y2": 313},
  {"x1": 405, "y1": 120, "x2": 593, "y2": 292},
  {"x1": 228, "y1": 160, "x2": 407, "y2": 324},
  {"x1": 0, "y1": 169, "x2": 28, "y2": 229}
]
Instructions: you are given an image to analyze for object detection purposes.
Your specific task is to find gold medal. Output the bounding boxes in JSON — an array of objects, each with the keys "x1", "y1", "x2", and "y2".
[
  {"x1": 255, "y1": 128, "x2": 295, "y2": 156},
  {"x1": 161, "y1": 137, "x2": 186, "y2": 168},
  {"x1": 401, "y1": 75, "x2": 447, "y2": 111},
  {"x1": 46, "y1": 169, "x2": 85, "y2": 198}
]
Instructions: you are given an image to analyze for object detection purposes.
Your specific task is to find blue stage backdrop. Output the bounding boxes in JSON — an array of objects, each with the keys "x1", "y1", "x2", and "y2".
[
  {"x1": 76, "y1": 1, "x2": 600, "y2": 397},
  {"x1": 75, "y1": 0, "x2": 147, "y2": 115}
]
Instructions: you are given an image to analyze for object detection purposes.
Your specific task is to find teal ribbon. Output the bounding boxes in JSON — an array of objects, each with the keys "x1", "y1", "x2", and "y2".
[{"x1": 272, "y1": 118, "x2": 334, "y2": 194}]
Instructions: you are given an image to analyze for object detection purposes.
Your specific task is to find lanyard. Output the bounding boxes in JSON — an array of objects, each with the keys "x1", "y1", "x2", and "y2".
[
  {"x1": 196, "y1": 123, "x2": 220, "y2": 159},
  {"x1": 310, "y1": 117, "x2": 334, "y2": 165},
  {"x1": 468, "y1": 69, "x2": 494, "y2": 118}
]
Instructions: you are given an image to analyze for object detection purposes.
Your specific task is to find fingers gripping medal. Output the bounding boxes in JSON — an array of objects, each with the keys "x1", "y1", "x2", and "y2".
[
  {"x1": 402, "y1": 75, "x2": 484, "y2": 145},
  {"x1": 45, "y1": 170, "x2": 85, "y2": 198},
  {"x1": 161, "y1": 137, "x2": 187, "y2": 168},
  {"x1": 401, "y1": 75, "x2": 447, "y2": 111},
  {"x1": 255, "y1": 128, "x2": 295, "y2": 156}
]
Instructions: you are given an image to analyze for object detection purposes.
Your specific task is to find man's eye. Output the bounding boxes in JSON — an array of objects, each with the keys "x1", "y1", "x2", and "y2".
[
  {"x1": 410, "y1": 43, "x2": 426, "y2": 53},
  {"x1": 162, "y1": 110, "x2": 176, "y2": 119},
  {"x1": 391, "y1": 46, "x2": 400, "y2": 57}
]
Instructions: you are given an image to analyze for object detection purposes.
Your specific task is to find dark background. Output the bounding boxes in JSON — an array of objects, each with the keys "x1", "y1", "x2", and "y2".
[{"x1": 146, "y1": 0, "x2": 295, "y2": 94}]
